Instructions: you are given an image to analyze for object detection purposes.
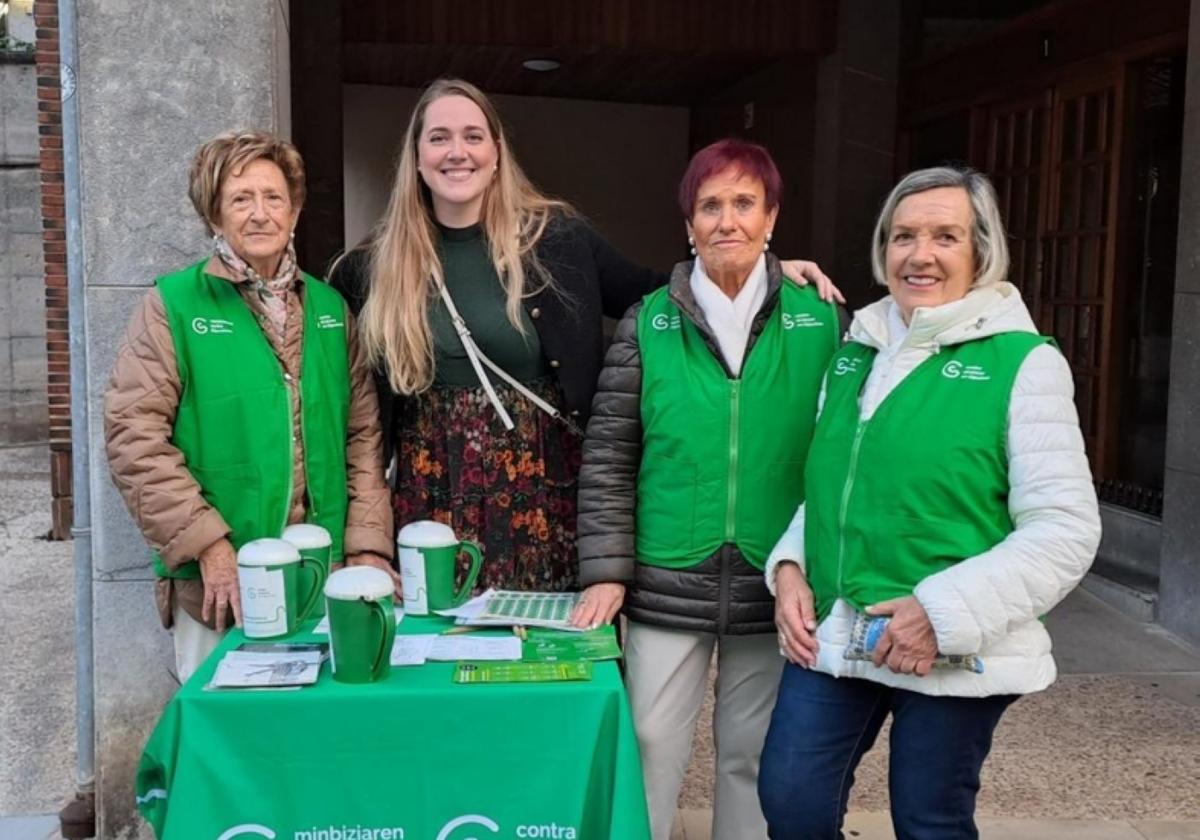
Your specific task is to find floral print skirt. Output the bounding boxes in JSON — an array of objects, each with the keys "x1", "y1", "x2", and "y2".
[{"x1": 393, "y1": 377, "x2": 583, "y2": 592}]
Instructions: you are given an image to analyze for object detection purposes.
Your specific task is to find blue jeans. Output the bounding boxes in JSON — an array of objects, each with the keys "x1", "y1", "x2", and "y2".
[{"x1": 758, "y1": 664, "x2": 1016, "y2": 840}]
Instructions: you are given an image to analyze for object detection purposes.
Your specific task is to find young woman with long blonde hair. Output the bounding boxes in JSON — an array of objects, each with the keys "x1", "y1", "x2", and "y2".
[{"x1": 332, "y1": 78, "x2": 836, "y2": 592}]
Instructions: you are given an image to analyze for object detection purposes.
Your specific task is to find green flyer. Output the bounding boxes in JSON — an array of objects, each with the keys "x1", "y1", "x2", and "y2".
[{"x1": 523, "y1": 625, "x2": 622, "y2": 663}]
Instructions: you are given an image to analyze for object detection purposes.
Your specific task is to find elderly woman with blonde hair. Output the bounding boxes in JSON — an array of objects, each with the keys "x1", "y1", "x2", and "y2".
[
  {"x1": 758, "y1": 166, "x2": 1101, "y2": 839},
  {"x1": 105, "y1": 130, "x2": 397, "y2": 683}
]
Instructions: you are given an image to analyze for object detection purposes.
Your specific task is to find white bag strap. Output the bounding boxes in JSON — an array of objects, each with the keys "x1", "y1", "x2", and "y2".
[{"x1": 436, "y1": 281, "x2": 582, "y2": 436}]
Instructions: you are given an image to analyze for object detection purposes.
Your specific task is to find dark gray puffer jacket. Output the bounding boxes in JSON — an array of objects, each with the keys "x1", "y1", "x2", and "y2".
[{"x1": 577, "y1": 256, "x2": 797, "y2": 635}]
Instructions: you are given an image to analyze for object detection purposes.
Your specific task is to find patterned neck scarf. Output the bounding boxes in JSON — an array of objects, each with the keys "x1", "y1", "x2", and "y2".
[{"x1": 213, "y1": 234, "x2": 298, "y2": 336}]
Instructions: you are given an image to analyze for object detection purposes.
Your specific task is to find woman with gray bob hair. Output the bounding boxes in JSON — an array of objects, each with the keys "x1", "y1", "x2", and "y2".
[
  {"x1": 758, "y1": 166, "x2": 1100, "y2": 838},
  {"x1": 870, "y1": 166, "x2": 1010, "y2": 291}
]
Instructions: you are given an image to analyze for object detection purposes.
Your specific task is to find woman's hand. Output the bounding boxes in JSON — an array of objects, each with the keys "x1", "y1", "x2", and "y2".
[
  {"x1": 865, "y1": 596, "x2": 938, "y2": 676},
  {"x1": 569, "y1": 583, "x2": 626, "y2": 629},
  {"x1": 198, "y1": 537, "x2": 242, "y2": 632},
  {"x1": 780, "y1": 259, "x2": 846, "y2": 304},
  {"x1": 342, "y1": 552, "x2": 404, "y2": 600},
  {"x1": 775, "y1": 561, "x2": 819, "y2": 667}
]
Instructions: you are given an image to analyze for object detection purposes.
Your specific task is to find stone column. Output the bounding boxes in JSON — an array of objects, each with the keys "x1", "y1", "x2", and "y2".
[
  {"x1": 1158, "y1": 1, "x2": 1200, "y2": 648},
  {"x1": 74, "y1": 2, "x2": 288, "y2": 835}
]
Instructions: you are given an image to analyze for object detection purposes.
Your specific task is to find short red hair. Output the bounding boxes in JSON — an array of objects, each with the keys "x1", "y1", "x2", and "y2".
[{"x1": 678, "y1": 138, "x2": 782, "y2": 219}]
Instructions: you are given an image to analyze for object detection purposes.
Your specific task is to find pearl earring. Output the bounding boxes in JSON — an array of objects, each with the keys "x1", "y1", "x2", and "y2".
[
  {"x1": 764, "y1": 232, "x2": 773, "y2": 252},
  {"x1": 688, "y1": 235, "x2": 696, "y2": 256}
]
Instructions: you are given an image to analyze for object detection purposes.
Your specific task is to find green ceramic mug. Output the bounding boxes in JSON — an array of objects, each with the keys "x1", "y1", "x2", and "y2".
[
  {"x1": 281, "y1": 523, "x2": 333, "y2": 618},
  {"x1": 324, "y1": 566, "x2": 397, "y2": 684},
  {"x1": 237, "y1": 538, "x2": 327, "y2": 639},
  {"x1": 397, "y1": 520, "x2": 483, "y2": 616}
]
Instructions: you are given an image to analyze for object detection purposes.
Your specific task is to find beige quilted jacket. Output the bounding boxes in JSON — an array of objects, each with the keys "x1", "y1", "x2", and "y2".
[{"x1": 104, "y1": 257, "x2": 393, "y2": 629}]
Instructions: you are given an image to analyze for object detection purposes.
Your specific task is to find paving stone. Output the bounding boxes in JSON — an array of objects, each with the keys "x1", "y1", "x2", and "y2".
[
  {"x1": 1131, "y1": 821, "x2": 1200, "y2": 839},
  {"x1": 978, "y1": 818, "x2": 1145, "y2": 839}
]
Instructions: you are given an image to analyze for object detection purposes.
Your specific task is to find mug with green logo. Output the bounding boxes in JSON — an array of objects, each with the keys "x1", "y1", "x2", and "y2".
[
  {"x1": 324, "y1": 566, "x2": 397, "y2": 684},
  {"x1": 237, "y1": 537, "x2": 327, "y2": 639},
  {"x1": 281, "y1": 523, "x2": 333, "y2": 618},
  {"x1": 397, "y1": 520, "x2": 483, "y2": 616}
]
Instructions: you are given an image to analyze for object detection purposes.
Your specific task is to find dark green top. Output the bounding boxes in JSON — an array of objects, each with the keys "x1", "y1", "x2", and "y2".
[{"x1": 430, "y1": 223, "x2": 550, "y2": 387}]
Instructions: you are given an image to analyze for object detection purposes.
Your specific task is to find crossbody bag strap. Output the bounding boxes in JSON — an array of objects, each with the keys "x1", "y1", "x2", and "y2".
[{"x1": 436, "y1": 281, "x2": 583, "y2": 437}]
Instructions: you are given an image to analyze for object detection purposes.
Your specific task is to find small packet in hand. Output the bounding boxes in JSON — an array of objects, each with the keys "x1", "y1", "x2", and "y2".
[{"x1": 844, "y1": 613, "x2": 983, "y2": 674}]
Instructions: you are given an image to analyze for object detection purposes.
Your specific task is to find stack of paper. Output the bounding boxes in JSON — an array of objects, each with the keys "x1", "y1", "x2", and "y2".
[{"x1": 209, "y1": 650, "x2": 323, "y2": 688}]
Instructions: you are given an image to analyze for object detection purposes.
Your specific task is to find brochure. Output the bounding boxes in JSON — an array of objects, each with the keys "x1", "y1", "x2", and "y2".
[
  {"x1": 209, "y1": 649, "x2": 323, "y2": 688},
  {"x1": 522, "y1": 625, "x2": 621, "y2": 663}
]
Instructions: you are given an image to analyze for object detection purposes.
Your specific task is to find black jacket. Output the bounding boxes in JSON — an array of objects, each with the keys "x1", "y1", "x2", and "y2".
[
  {"x1": 329, "y1": 215, "x2": 665, "y2": 449},
  {"x1": 577, "y1": 255, "x2": 847, "y2": 635}
]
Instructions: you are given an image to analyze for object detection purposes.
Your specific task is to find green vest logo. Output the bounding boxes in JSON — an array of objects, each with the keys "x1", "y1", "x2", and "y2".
[
  {"x1": 650, "y1": 313, "x2": 681, "y2": 331},
  {"x1": 318, "y1": 314, "x2": 345, "y2": 330},
  {"x1": 191, "y1": 317, "x2": 235, "y2": 335},
  {"x1": 833, "y1": 356, "x2": 864, "y2": 376},
  {"x1": 941, "y1": 360, "x2": 991, "y2": 381},
  {"x1": 782, "y1": 312, "x2": 825, "y2": 330}
]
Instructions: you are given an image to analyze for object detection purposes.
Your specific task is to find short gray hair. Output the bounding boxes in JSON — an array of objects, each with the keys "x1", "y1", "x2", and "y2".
[{"x1": 870, "y1": 166, "x2": 1010, "y2": 289}]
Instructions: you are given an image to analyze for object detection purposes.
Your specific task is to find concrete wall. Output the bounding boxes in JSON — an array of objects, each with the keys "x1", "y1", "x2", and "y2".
[
  {"x1": 1097, "y1": 505, "x2": 1164, "y2": 583},
  {"x1": 1158, "y1": 0, "x2": 1200, "y2": 647},
  {"x1": 0, "y1": 58, "x2": 47, "y2": 443},
  {"x1": 344, "y1": 85, "x2": 689, "y2": 272},
  {"x1": 73, "y1": 1, "x2": 289, "y2": 835}
]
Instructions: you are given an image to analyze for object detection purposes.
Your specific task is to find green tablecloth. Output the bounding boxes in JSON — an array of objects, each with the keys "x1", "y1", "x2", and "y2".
[{"x1": 136, "y1": 616, "x2": 650, "y2": 840}]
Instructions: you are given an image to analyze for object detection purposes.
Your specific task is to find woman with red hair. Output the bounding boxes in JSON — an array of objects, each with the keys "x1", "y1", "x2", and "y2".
[{"x1": 574, "y1": 138, "x2": 846, "y2": 840}]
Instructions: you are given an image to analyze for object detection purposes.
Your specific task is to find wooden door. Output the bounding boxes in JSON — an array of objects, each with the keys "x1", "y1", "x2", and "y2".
[
  {"x1": 1041, "y1": 74, "x2": 1123, "y2": 475},
  {"x1": 979, "y1": 72, "x2": 1123, "y2": 477},
  {"x1": 983, "y1": 95, "x2": 1052, "y2": 325}
]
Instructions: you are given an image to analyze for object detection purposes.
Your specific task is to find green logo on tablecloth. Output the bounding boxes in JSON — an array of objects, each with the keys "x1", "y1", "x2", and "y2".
[
  {"x1": 434, "y1": 815, "x2": 578, "y2": 839},
  {"x1": 436, "y1": 815, "x2": 499, "y2": 840},
  {"x1": 217, "y1": 826, "x2": 275, "y2": 840}
]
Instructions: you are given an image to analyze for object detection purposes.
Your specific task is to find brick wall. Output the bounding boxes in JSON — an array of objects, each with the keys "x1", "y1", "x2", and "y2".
[{"x1": 34, "y1": 0, "x2": 70, "y2": 539}]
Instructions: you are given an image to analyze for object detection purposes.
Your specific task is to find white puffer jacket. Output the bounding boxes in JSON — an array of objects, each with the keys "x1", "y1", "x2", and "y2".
[{"x1": 765, "y1": 283, "x2": 1101, "y2": 696}]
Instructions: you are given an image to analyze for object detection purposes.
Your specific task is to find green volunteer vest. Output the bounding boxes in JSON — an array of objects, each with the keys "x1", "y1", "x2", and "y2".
[
  {"x1": 635, "y1": 282, "x2": 840, "y2": 570},
  {"x1": 803, "y1": 332, "x2": 1050, "y2": 619},
  {"x1": 153, "y1": 260, "x2": 352, "y2": 579}
]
